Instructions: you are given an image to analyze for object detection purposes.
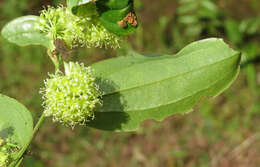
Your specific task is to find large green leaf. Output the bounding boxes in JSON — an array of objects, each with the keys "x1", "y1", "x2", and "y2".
[
  {"x1": 0, "y1": 94, "x2": 33, "y2": 149},
  {"x1": 1, "y1": 15, "x2": 50, "y2": 47},
  {"x1": 88, "y1": 38, "x2": 241, "y2": 132}
]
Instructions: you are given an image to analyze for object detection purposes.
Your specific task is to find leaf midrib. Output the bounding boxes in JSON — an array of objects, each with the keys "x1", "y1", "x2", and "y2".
[
  {"x1": 100, "y1": 61, "x2": 238, "y2": 112},
  {"x1": 99, "y1": 44, "x2": 230, "y2": 79},
  {"x1": 103, "y1": 52, "x2": 238, "y2": 96}
]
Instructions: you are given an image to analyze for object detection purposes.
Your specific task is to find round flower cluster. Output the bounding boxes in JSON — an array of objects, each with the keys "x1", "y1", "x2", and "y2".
[
  {"x1": 0, "y1": 137, "x2": 19, "y2": 167},
  {"x1": 37, "y1": 6, "x2": 121, "y2": 49},
  {"x1": 41, "y1": 62, "x2": 102, "y2": 127}
]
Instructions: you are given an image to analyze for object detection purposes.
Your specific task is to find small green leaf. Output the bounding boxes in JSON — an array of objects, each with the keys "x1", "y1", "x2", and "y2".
[
  {"x1": 0, "y1": 94, "x2": 33, "y2": 147},
  {"x1": 88, "y1": 38, "x2": 241, "y2": 132},
  {"x1": 1, "y1": 15, "x2": 50, "y2": 47}
]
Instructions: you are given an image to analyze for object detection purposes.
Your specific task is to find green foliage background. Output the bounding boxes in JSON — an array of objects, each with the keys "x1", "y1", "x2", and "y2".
[{"x1": 0, "y1": 0, "x2": 259, "y2": 166}]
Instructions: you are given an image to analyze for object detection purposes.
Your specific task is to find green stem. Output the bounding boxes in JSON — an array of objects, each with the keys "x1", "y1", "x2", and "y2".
[
  {"x1": 32, "y1": 113, "x2": 46, "y2": 138},
  {"x1": 48, "y1": 49, "x2": 60, "y2": 71},
  {"x1": 13, "y1": 114, "x2": 45, "y2": 166},
  {"x1": 6, "y1": 143, "x2": 19, "y2": 148},
  {"x1": 12, "y1": 47, "x2": 60, "y2": 167}
]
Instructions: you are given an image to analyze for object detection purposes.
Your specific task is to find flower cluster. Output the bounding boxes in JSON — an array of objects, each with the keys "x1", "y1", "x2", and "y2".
[
  {"x1": 41, "y1": 62, "x2": 102, "y2": 127},
  {"x1": 0, "y1": 137, "x2": 19, "y2": 167},
  {"x1": 37, "y1": 6, "x2": 121, "y2": 50}
]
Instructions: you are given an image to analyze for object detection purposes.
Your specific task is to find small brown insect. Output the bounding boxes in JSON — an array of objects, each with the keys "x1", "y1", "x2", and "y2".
[
  {"x1": 117, "y1": 20, "x2": 128, "y2": 28},
  {"x1": 117, "y1": 12, "x2": 138, "y2": 28},
  {"x1": 52, "y1": 39, "x2": 71, "y2": 59}
]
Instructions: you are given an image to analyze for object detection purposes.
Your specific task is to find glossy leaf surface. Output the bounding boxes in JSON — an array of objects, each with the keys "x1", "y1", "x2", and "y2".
[{"x1": 1, "y1": 15, "x2": 50, "y2": 47}]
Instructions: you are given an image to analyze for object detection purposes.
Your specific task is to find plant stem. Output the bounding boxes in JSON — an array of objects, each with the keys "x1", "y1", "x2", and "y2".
[
  {"x1": 47, "y1": 49, "x2": 60, "y2": 71},
  {"x1": 13, "y1": 113, "x2": 45, "y2": 166},
  {"x1": 32, "y1": 113, "x2": 46, "y2": 136},
  {"x1": 12, "y1": 48, "x2": 59, "y2": 167}
]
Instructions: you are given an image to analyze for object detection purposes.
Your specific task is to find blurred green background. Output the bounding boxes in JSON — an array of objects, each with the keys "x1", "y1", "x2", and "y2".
[{"x1": 1, "y1": 0, "x2": 260, "y2": 167}]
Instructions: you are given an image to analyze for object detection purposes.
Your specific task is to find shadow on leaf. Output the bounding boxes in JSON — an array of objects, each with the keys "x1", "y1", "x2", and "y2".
[
  {"x1": 86, "y1": 77, "x2": 129, "y2": 131},
  {"x1": 0, "y1": 126, "x2": 15, "y2": 139}
]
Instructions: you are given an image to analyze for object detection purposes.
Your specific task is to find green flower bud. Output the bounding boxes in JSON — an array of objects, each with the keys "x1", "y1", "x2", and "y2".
[
  {"x1": 41, "y1": 62, "x2": 102, "y2": 127},
  {"x1": 37, "y1": 6, "x2": 122, "y2": 49}
]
